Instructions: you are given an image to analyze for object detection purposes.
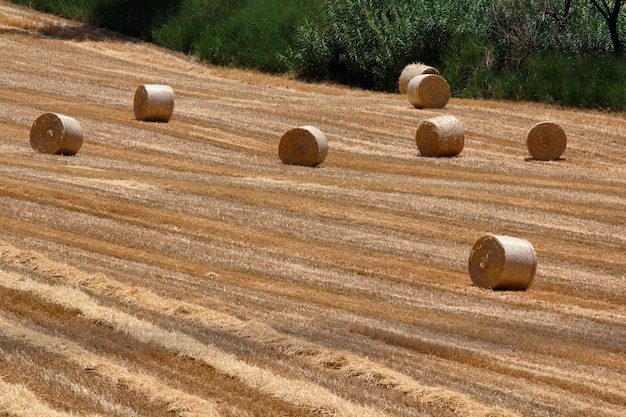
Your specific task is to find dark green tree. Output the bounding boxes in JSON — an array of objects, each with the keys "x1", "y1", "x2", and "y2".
[{"x1": 588, "y1": 0, "x2": 625, "y2": 56}]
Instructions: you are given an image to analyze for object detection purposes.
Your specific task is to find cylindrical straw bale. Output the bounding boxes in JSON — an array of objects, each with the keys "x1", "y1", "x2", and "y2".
[
  {"x1": 526, "y1": 121, "x2": 567, "y2": 160},
  {"x1": 134, "y1": 84, "x2": 175, "y2": 122},
  {"x1": 468, "y1": 235, "x2": 537, "y2": 290},
  {"x1": 278, "y1": 126, "x2": 328, "y2": 167},
  {"x1": 415, "y1": 115, "x2": 464, "y2": 157},
  {"x1": 398, "y1": 63, "x2": 440, "y2": 94},
  {"x1": 30, "y1": 113, "x2": 83, "y2": 155},
  {"x1": 407, "y1": 74, "x2": 450, "y2": 109}
]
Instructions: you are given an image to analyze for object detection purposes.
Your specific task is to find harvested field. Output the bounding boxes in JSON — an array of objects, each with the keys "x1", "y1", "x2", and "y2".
[{"x1": 0, "y1": 2, "x2": 625, "y2": 416}]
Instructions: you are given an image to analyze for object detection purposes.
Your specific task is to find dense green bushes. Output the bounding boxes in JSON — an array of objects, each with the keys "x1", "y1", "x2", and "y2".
[
  {"x1": 153, "y1": 0, "x2": 321, "y2": 71},
  {"x1": 284, "y1": 0, "x2": 625, "y2": 110},
  {"x1": 89, "y1": 0, "x2": 180, "y2": 39},
  {"x1": 8, "y1": 0, "x2": 626, "y2": 110},
  {"x1": 8, "y1": 0, "x2": 94, "y2": 21},
  {"x1": 10, "y1": 0, "x2": 321, "y2": 72},
  {"x1": 282, "y1": 0, "x2": 452, "y2": 91},
  {"x1": 474, "y1": 53, "x2": 626, "y2": 110}
]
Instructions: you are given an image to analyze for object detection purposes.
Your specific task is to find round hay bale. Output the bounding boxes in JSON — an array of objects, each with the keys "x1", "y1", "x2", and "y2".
[
  {"x1": 415, "y1": 115, "x2": 464, "y2": 157},
  {"x1": 468, "y1": 235, "x2": 537, "y2": 290},
  {"x1": 134, "y1": 84, "x2": 175, "y2": 122},
  {"x1": 398, "y1": 63, "x2": 440, "y2": 94},
  {"x1": 526, "y1": 121, "x2": 567, "y2": 160},
  {"x1": 30, "y1": 113, "x2": 83, "y2": 155},
  {"x1": 407, "y1": 74, "x2": 450, "y2": 109},
  {"x1": 278, "y1": 126, "x2": 328, "y2": 167}
]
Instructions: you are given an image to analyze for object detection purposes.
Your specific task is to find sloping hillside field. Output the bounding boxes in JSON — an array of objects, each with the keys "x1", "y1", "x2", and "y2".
[{"x1": 0, "y1": 2, "x2": 625, "y2": 416}]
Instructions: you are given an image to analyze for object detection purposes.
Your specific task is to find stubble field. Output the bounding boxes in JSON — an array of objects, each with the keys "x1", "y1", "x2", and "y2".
[{"x1": 0, "y1": 2, "x2": 624, "y2": 416}]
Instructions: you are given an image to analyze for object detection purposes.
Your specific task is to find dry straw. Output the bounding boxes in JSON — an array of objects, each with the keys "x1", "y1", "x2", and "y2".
[
  {"x1": 468, "y1": 235, "x2": 537, "y2": 290},
  {"x1": 407, "y1": 74, "x2": 450, "y2": 109},
  {"x1": 30, "y1": 112, "x2": 83, "y2": 155},
  {"x1": 398, "y1": 63, "x2": 440, "y2": 94},
  {"x1": 526, "y1": 121, "x2": 567, "y2": 160},
  {"x1": 415, "y1": 115, "x2": 464, "y2": 157},
  {"x1": 134, "y1": 84, "x2": 175, "y2": 122},
  {"x1": 279, "y1": 125, "x2": 329, "y2": 167}
]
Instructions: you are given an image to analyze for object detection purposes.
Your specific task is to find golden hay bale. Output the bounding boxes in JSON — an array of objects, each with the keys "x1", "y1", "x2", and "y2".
[
  {"x1": 278, "y1": 125, "x2": 328, "y2": 167},
  {"x1": 398, "y1": 63, "x2": 440, "y2": 94},
  {"x1": 407, "y1": 74, "x2": 450, "y2": 109},
  {"x1": 468, "y1": 235, "x2": 537, "y2": 290},
  {"x1": 133, "y1": 84, "x2": 175, "y2": 122},
  {"x1": 526, "y1": 121, "x2": 567, "y2": 160},
  {"x1": 415, "y1": 115, "x2": 464, "y2": 157},
  {"x1": 30, "y1": 113, "x2": 83, "y2": 155}
]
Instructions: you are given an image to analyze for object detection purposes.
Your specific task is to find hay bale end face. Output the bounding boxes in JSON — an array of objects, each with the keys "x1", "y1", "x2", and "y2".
[
  {"x1": 398, "y1": 63, "x2": 440, "y2": 94},
  {"x1": 134, "y1": 84, "x2": 175, "y2": 122},
  {"x1": 415, "y1": 115, "x2": 464, "y2": 157},
  {"x1": 526, "y1": 121, "x2": 567, "y2": 160},
  {"x1": 30, "y1": 113, "x2": 83, "y2": 155},
  {"x1": 407, "y1": 74, "x2": 450, "y2": 109},
  {"x1": 468, "y1": 235, "x2": 537, "y2": 290},
  {"x1": 278, "y1": 126, "x2": 328, "y2": 167}
]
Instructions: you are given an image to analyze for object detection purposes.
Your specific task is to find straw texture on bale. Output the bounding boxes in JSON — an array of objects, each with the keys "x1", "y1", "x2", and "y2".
[
  {"x1": 468, "y1": 235, "x2": 537, "y2": 290},
  {"x1": 398, "y1": 63, "x2": 440, "y2": 94},
  {"x1": 526, "y1": 121, "x2": 567, "y2": 160},
  {"x1": 415, "y1": 115, "x2": 465, "y2": 157},
  {"x1": 30, "y1": 113, "x2": 83, "y2": 155},
  {"x1": 407, "y1": 74, "x2": 450, "y2": 109},
  {"x1": 278, "y1": 126, "x2": 328, "y2": 167},
  {"x1": 134, "y1": 84, "x2": 175, "y2": 122}
]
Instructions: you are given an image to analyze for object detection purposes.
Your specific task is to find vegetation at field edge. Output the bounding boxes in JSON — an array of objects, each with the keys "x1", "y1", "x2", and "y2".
[{"x1": 7, "y1": 0, "x2": 626, "y2": 110}]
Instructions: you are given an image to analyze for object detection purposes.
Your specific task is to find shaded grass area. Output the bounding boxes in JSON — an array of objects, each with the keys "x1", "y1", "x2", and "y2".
[
  {"x1": 154, "y1": 0, "x2": 321, "y2": 72},
  {"x1": 482, "y1": 53, "x2": 626, "y2": 111},
  {"x1": 6, "y1": 0, "x2": 179, "y2": 37},
  {"x1": 9, "y1": 0, "x2": 322, "y2": 72},
  {"x1": 443, "y1": 46, "x2": 626, "y2": 111}
]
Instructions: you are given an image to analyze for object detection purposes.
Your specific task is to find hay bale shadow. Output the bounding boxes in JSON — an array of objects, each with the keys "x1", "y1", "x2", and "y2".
[{"x1": 524, "y1": 157, "x2": 567, "y2": 162}]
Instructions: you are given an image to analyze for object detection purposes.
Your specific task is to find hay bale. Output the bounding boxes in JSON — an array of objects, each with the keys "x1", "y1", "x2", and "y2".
[
  {"x1": 468, "y1": 235, "x2": 537, "y2": 290},
  {"x1": 278, "y1": 125, "x2": 328, "y2": 167},
  {"x1": 30, "y1": 113, "x2": 83, "y2": 155},
  {"x1": 415, "y1": 115, "x2": 464, "y2": 157},
  {"x1": 398, "y1": 63, "x2": 440, "y2": 94},
  {"x1": 526, "y1": 121, "x2": 567, "y2": 160},
  {"x1": 407, "y1": 74, "x2": 450, "y2": 109},
  {"x1": 134, "y1": 84, "x2": 175, "y2": 122}
]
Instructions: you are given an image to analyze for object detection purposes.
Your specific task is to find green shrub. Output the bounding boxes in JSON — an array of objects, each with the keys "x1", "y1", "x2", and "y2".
[
  {"x1": 11, "y1": 0, "x2": 321, "y2": 72},
  {"x1": 9, "y1": 0, "x2": 181, "y2": 37},
  {"x1": 9, "y1": 0, "x2": 96, "y2": 21},
  {"x1": 440, "y1": 37, "x2": 492, "y2": 98},
  {"x1": 494, "y1": 52, "x2": 626, "y2": 110},
  {"x1": 89, "y1": 0, "x2": 182, "y2": 39},
  {"x1": 152, "y1": 0, "x2": 246, "y2": 54},
  {"x1": 443, "y1": 50, "x2": 626, "y2": 111},
  {"x1": 193, "y1": 0, "x2": 320, "y2": 72},
  {"x1": 282, "y1": 18, "x2": 331, "y2": 79},
  {"x1": 285, "y1": 0, "x2": 451, "y2": 91}
]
